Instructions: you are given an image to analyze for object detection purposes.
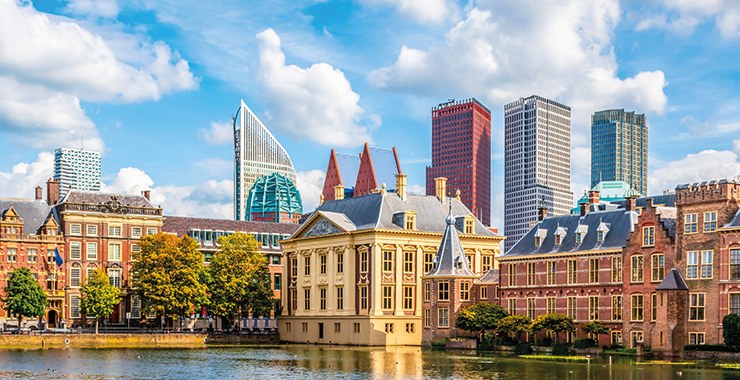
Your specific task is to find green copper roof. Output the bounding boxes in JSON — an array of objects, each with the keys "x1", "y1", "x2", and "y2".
[{"x1": 246, "y1": 173, "x2": 302, "y2": 222}]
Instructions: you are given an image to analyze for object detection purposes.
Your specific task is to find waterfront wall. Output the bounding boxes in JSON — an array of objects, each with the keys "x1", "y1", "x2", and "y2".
[{"x1": 0, "y1": 334, "x2": 208, "y2": 349}]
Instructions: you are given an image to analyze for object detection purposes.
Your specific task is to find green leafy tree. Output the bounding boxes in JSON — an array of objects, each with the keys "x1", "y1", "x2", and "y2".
[
  {"x1": 582, "y1": 321, "x2": 610, "y2": 345},
  {"x1": 723, "y1": 313, "x2": 740, "y2": 346},
  {"x1": 132, "y1": 233, "x2": 207, "y2": 329},
  {"x1": 80, "y1": 269, "x2": 121, "y2": 334},
  {"x1": 455, "y1": 302, "x2": 508, "y2": 337},
  {"x1": 1, "y1": 268, "x2": 47, "y2": 326},
  {"x1": 206, "y1": 233, "x2": 274, "y2": 327},
  {"x1": 496, "y1": 314, "x2": 532, "y2": 343},
  {"x1": 530, "y1": 313, "x2": 575, "y2": 344}
]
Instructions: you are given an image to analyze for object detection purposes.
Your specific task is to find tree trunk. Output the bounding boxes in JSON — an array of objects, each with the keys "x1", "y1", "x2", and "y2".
[{"x1": 95, "y1": 318, "x2": 99, "y2": 334}]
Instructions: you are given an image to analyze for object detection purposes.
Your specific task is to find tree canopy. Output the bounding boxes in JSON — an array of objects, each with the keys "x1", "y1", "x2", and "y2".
[
  {"x1": 1, "y1": 267, "x2": 47, "y2": 325},
  {"x1": 530, "y1": 313, "x2": 575, "y2": 342},
  {"x1": 582, "y1": 320, "x2": 610, "y2": 343},
  {"x1": 132, "y1": 233, "x2": 207, "y2": 324},
  {"x1": 455, "y1": 302, "x2": 508, "y2": 333},
  {"x1": 80, "y1": 269, "x2": 121, "y2": 334},
  {"x1": 723, "y1": 313, "x2": 740, "y2": 346},
  {"x1": 496, "y1": 314, "x2": 532, "y2": 341}
]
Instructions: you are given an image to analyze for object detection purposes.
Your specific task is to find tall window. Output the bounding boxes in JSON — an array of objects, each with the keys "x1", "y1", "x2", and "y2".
[
  {"x1": 108, "y1": 268, "x2": 121, "y2": 288},
  {"x1": 360, "y1": 251, "x2": 368, "y2": 273},
  {"x1": 27, "y1": 249, "x2": 37, "y2": 264},
  {"x1": 6, "y1": 248, "x2": 17, "y2": 263},
  {"x1": 527, "y1": 262, "x2": 536, "y2": 285},
  {"x1": 336, "y1": 252, "x2": 343, "y2": 273},
  {"x1": 108, "y1": 243, "x2": 121, "y2": 261},
  {"x1": 612, "y1": 295, "x2": 622, "y2": 321},
  {"x1": 703, "y1": 211, "x2": 717, "y2": 232},
  {"x1": 684, "y1": 213, "x2": 698, "y2": 233},
  {"x1": 689, "y1": 293, "x2": 705, "y2": 321},
  {"x1": 631, "y1": 255, "x2": 643, "y2": 282},
  {"x1": 403, "y1": 252, "x2": 414, "y2": 273},
  {"x1": 687, "y1": 251, "x2": 698, "y2": 278},
  {"x1": 482, "y1": 256, "x2": 492, "y2": 272},
  {"x1": 438, "y1": 308, "x2": 449, "y2": 327},
  {"x1": 481, "y1": 286, "x2": 488, "y2": 299},
  {"x1": 508, "y1": 264, "x2": 516, "y2": 286},
  {"x1": 466, "y1": 254, "x2": 474, "y2": 270},
  {"x1": 86, "y1": 242, "x2": 98, "y2": 260},
  {"x1": 631, "y1": 294, "x2": 643, "y2": 321},
  {"x1": 304, "y1": 288, "x2": 311, "y2": 310},
  {"x1": 70, "y1": 296, "x2": 80, "y2": 318},
  {"x1": 612, "y1": 257, "x2": 622, "y2": 282},
  {"x1": 317, "y1": 254, "x2": 325, "y2": 274},
  {"x1": 403, "y1": 286, "x2": 414, "y2": 310},
  {"x1": 642, "y1": 226, "x2": 655, "y2": 246},
  {"x1": 70, "y1": 242, "x2": 81, "y2": 260},
  {"x1": 424, "y1": 282, "x2": 431, "y2": 302},
  {"x1": 70, "y1": 267, "x2": 81, "y2": 287},
  {"x1": 547, "y1": 297, "x2": 556, "y2": 314},
  {"x1": 360, "y1": 286, "x2": 368, "y2": 310},
  {"x1": 131, "y1": 295, "x2": 141, "y2": 318},
  {"x1": 405, "y1": 214, "x2": 416, "y2": 230},
  {"x1": 589, "y1": 258, "x2": 599, "y2": 283},
  {"x1": 424, "y1": 309, "x2": 431, "y2": 328},
  {"x1": 589, "y1": 296, "x2": 599, "y2": 320},
  {"x1": 336, "y1": 286, "x2": 343, "y2": 310},
  {"x1": 701, "y1": 250, "x2": 713, "y2": 278},
  {"x1": 460, "y1": 282, "x2": 470, "y2": 301},
  {"x1": 304, "y1": 256, "x2": 311, "y2": 276},
  {"x1": 273, "y1": 274, "x2": 281, "y2": 291},
  {"x1": 382, "y1": 286, "x2": 394, "y2": 310},
  {"x1": 731, "y1": 249, "x2": 740, "y2": 280},
  {"x1": 383, "y1": 251, "x2": 394, "y2": 272},
  {"x1": 567, "y1": 297, "x2": 576, "y2": 319},
  {"x1": 424, "y1": 252, "x2": 434, "y2": 273},
  {"x1": 527, "y1": 298, "x2": 536, "y2": 319},
  {"x1": 508, "y1": 299, "x2": 517, "y2": 315},
  {"x1": 464, "y1": 219, "x2": 474, "y2": 234},
  {"x1": 651, "y1": 293, "x2": 657, "y2": 321},
  {"x1": 730, "y1": 293, "x2": 740, "y2": 315},
  {"x1": 567, "y1": 259, "x2": 577, "y2": 284},
  {"x1": 320, "y1": 288, "x2": 327, "y2": 310},
  {"x1": 575, "y1": 232, "x2": 583, "y2": 244},
  {"x1": 291, "y1": 257, "x2": 298, "y2": 277},
  {"x1": 547, "y1": 261, "x2": 556, "y2": 285},
  {"x1": 438, "y1": 281, "x2": 449, "y2": 301},
  {"x1": 651, "y1": 254, "x2": 665, "y2": 282}
]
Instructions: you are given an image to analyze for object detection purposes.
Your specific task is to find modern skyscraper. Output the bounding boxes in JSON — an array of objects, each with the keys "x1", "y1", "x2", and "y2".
[
  {"x1": 53, "y1": 148, "x2": 101, "y2": 199},
  {"x1": 234, "y1": 99, "x2": 297, "y2": 221},
  {"x1": 591, "y1": 109, "x2": 648, "y2": 196},
  {"x1": 425, "y1": 98, "x2": 491, "y2": 226},
  {"x1": 504, "y1": 95, "x2": 572, "y2": 251}
]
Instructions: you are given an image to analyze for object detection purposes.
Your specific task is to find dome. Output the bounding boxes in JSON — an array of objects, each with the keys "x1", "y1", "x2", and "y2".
[{"x1": 246, "y1": 173, "x2": 303, "y2": 223}]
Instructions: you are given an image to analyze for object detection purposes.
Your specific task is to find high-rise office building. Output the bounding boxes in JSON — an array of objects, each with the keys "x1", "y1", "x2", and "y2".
[
  {"x1": 591, "y1": 109, "x2": 647, "y2": 196},
  {"x1": 53, "y1": 148, "x2": 101, "y2": 199},
  {"x1": 504, "y1": 95, "x2": 572, "y2": 251},
  {"x1": 234, "y1": 99, "x2": 297, "y2": 220},
  {"x1": 426, "y1": 98, "x2": 491, "y2": 226}
]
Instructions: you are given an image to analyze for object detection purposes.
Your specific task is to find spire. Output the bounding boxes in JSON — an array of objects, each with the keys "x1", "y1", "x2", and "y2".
[{"x1": 426, "y1": 202, "x2": 475, "y2": 277}]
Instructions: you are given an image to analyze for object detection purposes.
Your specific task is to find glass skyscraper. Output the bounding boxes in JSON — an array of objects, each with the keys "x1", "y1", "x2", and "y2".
[
  {"x1": 590, "y1": 109, "x2": 647, "y2": 196},
  {"x1": 53, "y1": 148, "x2": 101, "y2": 199}
]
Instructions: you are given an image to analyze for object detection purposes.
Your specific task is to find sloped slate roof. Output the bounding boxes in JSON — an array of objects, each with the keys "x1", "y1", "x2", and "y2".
[
  {"x1": 610, "y1": 193, "x2": 676, "y2": 208},
  {"x1": 477, "y1": 269, "x2": 499, "y2": 284},
  {"x1": 0, "y1": 199, "x2": 54, "y2": 234},
  {"x1": 425, "y1": 212, "x2": 475, "y2": 277},
  {"x1": 163, "y1": 216, "x2": 299, "y2": 236},
  {"x1": 367, "y1": 146, "x2": 401, "y2": 191},
  {"x1": 723, "y1": 209, "x2": 740, "y2": 229},
  {"x1": 61, "y1": 191, "x2": 157, "y2": 208},
  {"x1": 656, "y1": 268, "x2": 689, "y2": 290},
  {"x1": 505, "y1": 209, "x2": 637, "y2": 257},
  {"x1": 335, "y1": 152, "x2": 361, "y2": 189}
]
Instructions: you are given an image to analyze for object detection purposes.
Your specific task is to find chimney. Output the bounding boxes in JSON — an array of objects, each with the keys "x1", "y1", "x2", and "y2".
[
  {"x1": 35, "y1": 186, "x2": 43, "y2": 200},
  {"x1": 580, "y1": 201, "x2": 588, "y2": 216},
  {"x1": 435, "y1": 177, "x2": 447, "y2": 203},
  {"x1": 142, "y1": 190, "x2": 151, "y2": 201},
  {"x1": 46, "y1": 178, "x2": 60, "y2": 205},
  {"x1": 395, "y1": 173, "x2": 407, "y2": 201},
  {"x1": 538, "y1": 204, "x2": 549, "y2": 221},
  {"x1": 645, "y1": 197, "x2": 654, "y2": 209},
  {"x1": 625, "y1": 196, "x2": 638, "y2": 211},
  {"x1": 334, "y1": 184, "x2": 345, "y2": 200},
  {"x1": 588, "y1": 190, "x2": 600, "y2": 206}
]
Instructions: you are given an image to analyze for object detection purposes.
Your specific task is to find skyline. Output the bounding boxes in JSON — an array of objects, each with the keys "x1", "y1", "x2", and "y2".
[{"x1": 1, "y1": 1, "x2": 740, "y2": 230}]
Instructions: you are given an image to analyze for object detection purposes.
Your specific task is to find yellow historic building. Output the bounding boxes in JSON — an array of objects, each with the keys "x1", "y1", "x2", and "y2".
[{"x1": 279, "y1": 176, "x2": 504, "y2": 345}]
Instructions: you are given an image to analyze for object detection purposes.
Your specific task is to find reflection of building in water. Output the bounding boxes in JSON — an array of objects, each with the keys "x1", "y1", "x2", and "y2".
[{"x1": 369, "y1": 347, "x2": 423, "y2": 380}]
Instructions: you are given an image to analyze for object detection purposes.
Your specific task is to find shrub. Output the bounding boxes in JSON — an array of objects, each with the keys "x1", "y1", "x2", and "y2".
[
  {"x1": 684, "y1": 344, "x2": 740, "y2": 352},
  {"x1": 541, "y1": 336, "x2": 553, "y2": 347},
  {"x1": 431, "y1": 339, "x2": 447, "y2": 348},
  {"x1": 552, "y1": 343, "x2": 572, "y2": 355},
  {"x1": 574, "y1": 338, "x2": 597, "y2": 349},
  {"x1": 515, "y1": 342, "x2": 534, "y2": 355},
  {"x1": 723, "y1": 314, "x2": 740, "y2": 346},
  {"x1": 493, "y1": 335, "x2": 518, "y2": 347}
]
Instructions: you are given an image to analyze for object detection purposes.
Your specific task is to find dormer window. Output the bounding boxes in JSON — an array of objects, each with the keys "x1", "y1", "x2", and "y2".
[
  {"x1": 596, "y1": 222, "x2": 610, "y2": 242},
  {"x1": 404, "y1": 211, "x2": 416, "y2": 230},
  {"x1": 464, "y1": 215, "x2": 475, "y2": 234},
  {"x1": 535, "y1": 236, "x2": 542, "y2": 246},
  {"x1": 534, "y1": 229, "x2": 548, "y2": 247},
  {"x1": 575, "y1": 233, "x2": 582, "y2": 244},
  {"x1": 554, "y1": 226, "x2": 567, "y2": 245},
  {"x1": 555, "y1": 234, "x2": 562, "y2": 245},
  {"x1": 597, "y1": 230, "x2": 604, "y2": 242},
  {"x1": 575, "y1": 225, "x2": 588, "y2": 244}
]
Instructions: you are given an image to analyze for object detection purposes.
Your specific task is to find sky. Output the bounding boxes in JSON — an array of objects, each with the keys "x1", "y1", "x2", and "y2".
[{"x1": 1, "y1": 0, "x2": 739, "y2": 229}]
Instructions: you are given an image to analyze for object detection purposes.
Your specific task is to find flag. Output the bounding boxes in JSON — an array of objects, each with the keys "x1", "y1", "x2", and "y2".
[{"x1": 54, "y1": 247, "x2": 64, "y2": 268}]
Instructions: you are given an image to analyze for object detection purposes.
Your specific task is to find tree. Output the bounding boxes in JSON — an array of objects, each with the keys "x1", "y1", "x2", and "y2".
[
  {"x1": 455, "y1": 302, "x2": 508, "y2": 338},
  {"x1": 80, "y1": 269, "x2": 121, "y2": 334},
  {"x1": 496, "y1": 314, "x2": 532, "y2": 342},
  {"x1": 530, "y1": 313, "x2": 575, "y2": 344},
  {"x1": 1, "y1": 268, "x2": 47, "y2": 327},
  {"x1": 582, "y1": 321, "x2": 610, "y2": 345},
  {"x1": 723, "y1": 313, "x2": 740, "y2": 346},
  {"x1": 206, "y1": 233, "x2": 274, "y2": 328},
  {"x1": 132, "y1": 233, "x2": 207, "y2": 329}
]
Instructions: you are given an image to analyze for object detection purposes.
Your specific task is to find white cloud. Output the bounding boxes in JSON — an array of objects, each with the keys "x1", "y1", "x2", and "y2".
[
  {"x1": 198, "y1": 121, "x2": 233, "y2": 145},
  {"x1": 66, "y1": 0, "x2": 119, "y2": 18},
  {"x1": 256, "y1": 28, "x2": 375, "y2": 148},
  {"x1": 649, "y1": 150, "x2": 740, "y2": 193},
  {"x1": 296, "y1": 169, "x2": 325, "y2": 213},
  {"x1": 360, "y1": 0, "x2": 457, "y2": 24},
  {"x1": 0, "y1": 152, "x2": 54, "y2": 199},
  {"x1": 636, "y1": 0, "x2": 740, "y2": 39},
  {"x1": 101, "y1": 167, "x2": 154, "y2": 195},
  {"x1": 734, "y1": 139, "x2": 740, "y2": 154}
]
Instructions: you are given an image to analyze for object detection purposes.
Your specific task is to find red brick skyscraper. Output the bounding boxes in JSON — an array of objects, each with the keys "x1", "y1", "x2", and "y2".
[{"x1": 426, "y1": 98, "x2": 491, "y2": 226}]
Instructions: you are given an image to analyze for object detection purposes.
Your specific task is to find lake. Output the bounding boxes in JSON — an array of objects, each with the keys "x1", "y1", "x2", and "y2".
[{"x1": 0, "y1": 345, "x2": 737, "y2": 379}]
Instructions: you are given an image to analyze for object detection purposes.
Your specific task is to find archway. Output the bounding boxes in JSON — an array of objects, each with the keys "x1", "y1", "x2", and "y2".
[{"x1": 47, "y1": 310, "x2": 58, "y2": 328}]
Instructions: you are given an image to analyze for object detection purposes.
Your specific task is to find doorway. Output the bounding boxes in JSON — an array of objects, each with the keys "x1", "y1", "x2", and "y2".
[
  {"x1": 318, "y1": 323, "x2": 324, "y2": 339},
  {"x1": 47, "y1": 310, "x2": 58, "y2": 328}
]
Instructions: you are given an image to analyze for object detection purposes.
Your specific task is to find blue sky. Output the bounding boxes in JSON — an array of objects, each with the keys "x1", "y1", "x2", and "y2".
[{"x1": 1, "y1": 0, "x2": 739, "y2": 228}]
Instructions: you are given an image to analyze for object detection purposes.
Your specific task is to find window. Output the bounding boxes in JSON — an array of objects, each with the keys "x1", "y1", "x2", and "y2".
[
  {"x1": 334, "y1": 323, "x2": 341, "y2": 333},
  {"x1": 70, "y1": 267, "x2": 81, "y2": 287},
  {"x1": 547, "y1": 297, "x2": 556, "y2": 314},
  {"x1": 546, "y1": 261, "x2": 556, "y2": 285},
  {"x1": 70, "y1": 242, "x2": 81, "y2": 260},
  {"x1": 70, "y1": 224, "x2": 81, "y2": 235},
  {"x1": 611, "y1": 331, "x2": 623, "y2": 346},
  {"x1": 481, "y1": 286, "x2": 488, "y2": 299},
  {"x1": 642, "y1": 226, "x2": 655, "y2": 246},
  {"x1": 527, "y1": 262, "x2": 536, "y2": 285},
  {"x1": 651, "y1": 254, "x2": 665, "y2": 282},
  {"x1": 286, "y1": 322, "x2": 292, "y2": 332},
  {"x1": 438, "y1": 281, "x2": 449, "y2": 301},
  {"x1": 731, "y1": 249, "x2": 740, "y2": 280},
  {"x1": 383, "y1": 251, "x2": 394, "y2": 272},
  {"x1": 27, "y1": 249, "x2": 37, "y2": 263},
  {"x1": 555, "y1": 233, "x2": 563, "y2": 245},
  {"x1": 108, "y1": 243, "x2": 121, "y2": 261},
  {"x1": 460, "y1": 282, "x2": 470, "y2": 301},
  {"x1": 703, "y1": 211, "x2": 717, "y2": 232},
  {"x1": 424, "y1": 282, "x2": 431, "y2": 302},
  {"x1": 108, "y1": 268, "x2": 121, "y2": 288},
  {"x1": 575, "y1": 232, "x2": 583, "y2": 244},
  {"x1": 689, "y1": 332, "x2": 705, "y2": 345},
  {"x1": 589, "y1": 258, "x2": 599, "y2": 283},
  {"x1": 131, "y1": 227, "x2": 142, "y2": 238},
  {"x1": 612, "y1": 257, "x2": 622, "y2": 282},
  {"x1": 302, "y1": 323, "x2": 308, "y2": 332},
  {"x1": 336, "y1": 252, "x2": 344, "y2": 273},
  {"x1": 360, "y1": 286, "x2": 368, "y2": 310},
  {"x1": 631, "y1": 331, "x2": 644, "y2": 347},
  {"x1": 651, "y1": 293, "x2": 657, "y2": 321},
  {"x1": 320, "y1": 288, "x2": 327, "y2": 310},
  {"x1": 687, "y1": 250, "x2": 713, "y2": 279},
  {"x1": 86, "y1": 242, "x2": 98, "y2": 260},
  {"x1": 597, "y1": 230, "x2": 604, "y2": 242},
  {"x1": 464, "y1": 218, "x2": 474, "y2": 234},
  {"x1": 270, "y1": 255, "x2": 280, "y2": 265},
  {"x1": 684, "y1": 213, "x2": 698, "y2": 233},
  {"x1": 87, "y1": 224, "x2": 98, "y2": 236},
  {"x1": 147, "y1": 228, "x2": 157, "y2": 235},
  {"x1": 730, "y1": 293, "x2": 740, "y2": 315},
  {"x1": 319, "y1": 254, "x2": 327, "y2": 275},
  {"x1": 567, "y1": 259, "x2": 577, "y2": 284},
  {"x1": 131, "y1": 295, "x2": 141, "y2": 319},
  {"x1": 403, "y1": 252, "x2": 414, "y2": 273},
  {"x1": 360, "y1": 250, "x2": 368, "y2": 273},
  {"x1": 438, "y1": 308, "x2": 449, "y2": 327},
  {"x1": 689, "y1": 293, "x2": 705, "y2": 321},
  {"x1": 403, "y1": 286, "x2": 414, "y2": 310},
  {"x1": 534, "y1": 236, "x2": 542, "y2": 247},
  {"x1": 406, "y1": 323, "x2": 414, "y2": 333},
  {"x1": 424, "y1": 309, "x2": 431, "y2": 328},
  {"x1": 424, "y1": 252, "x2": 434, "y2": 273},
  {"x1": 701, "y1": 250, "x2": 713, "y2": 278},
  {"x1": 304, "y1": 288, "x2": 311, "y2": 310},
  {"x1": 336, "y1": 286, "x2": 343, "y2": 310},
  {"x1": 687, "y1": 251, "x2": 698, "y2": 278},
  {"x1": 527, "y1": 298, "x2": 536, "y2": 319},
  {"x1": 290, "y1": 257, "x2": 298, "y2": 277},
  {"x1": 70, "y1": 295, "x2": 80, "y2": 318},
  {"x1": 353, "y1": 323, "x2": 360, "y2": 333},
  {"x1": 631, "y1": 256, "x2": 643, "y2": 282},
  {"x1": 612, "y1": 295, "x2": 622, "y2": 321},
  {"x1": 273, "y1": 274, "x2": 281, "y2": 291},
  {"x1": 482, "y1": 256, "x2": 492, "y2": 272},
  {"x1": 508, "y1": 298, "x2": 517, "y2": 315},
  {"x1": 508, "y1": 264, "x2": 517, "y2": 286},
  {"x1": 382, "y1": 286, "x2": 393, "y2": 310},
  {"x1": 466, "y1": 254, "x2": 474, "y2": 270},
  {"x1": 589, "y1": 296, "x2": 599, "y2": 320},
  {"x1": 405, "y1": 214, "x2": 415, "y2": 230},
  {"x1": 631, "y1": 294, "x2": 644, "y2": 321},
  {"x1": 108, "y1": 225, "x2": 122, "y2": 237},
  {"x1": 567, "y1": 297, "x2": 576, "y2": 319},
  {"x1": 131, "y1": 244, "x2": 141, "y2": 254},
  {"x1": 304, "y1": 256, "x2": 311, "y2": 276}
]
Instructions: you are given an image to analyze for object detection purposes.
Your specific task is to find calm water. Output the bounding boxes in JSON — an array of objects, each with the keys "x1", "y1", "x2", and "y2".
[{"x1": 0, "y1": 346, "x2": 738, "y2": 379}]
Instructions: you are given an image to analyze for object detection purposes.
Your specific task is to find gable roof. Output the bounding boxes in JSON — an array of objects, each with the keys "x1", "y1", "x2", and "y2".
[
  {"x1": 425, "y1": 210, "x2": 475, "y2": 277},
  {"x1": 723, "y1": 209, "x2": 740, "y2": 230},
  {"x1": 477, "y1": 269, "x2": 499, "y2": 284},
  {"x1": 656, "y1": 268, "x2": 689, "y2": 290},
  {"x1": 335, "y1": 152, "x2": 361, "y2": 189},
  {"x1": 0, "y1": 198, "x2": 55, "y2": 234},
  {"x1": 366, "y1": 146, "x2": 401, "y2": 192}
]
